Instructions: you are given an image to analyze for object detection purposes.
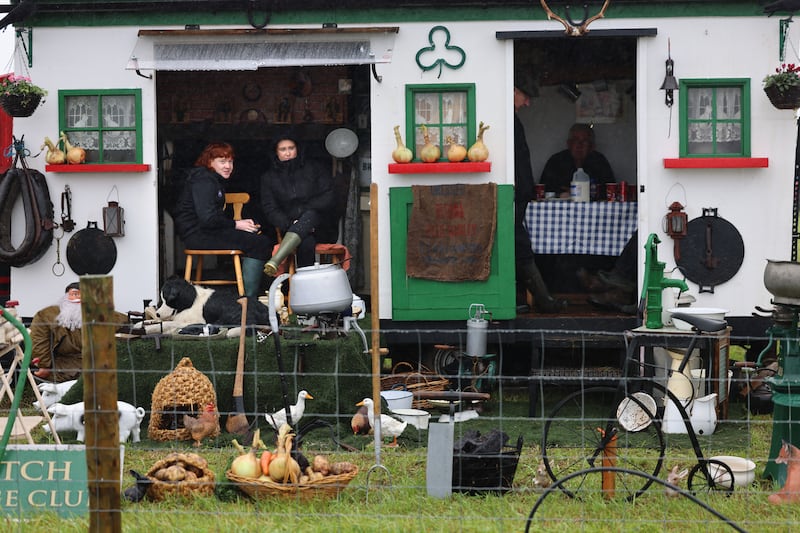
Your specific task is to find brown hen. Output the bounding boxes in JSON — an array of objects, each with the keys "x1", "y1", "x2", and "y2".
[{"x1": 183, "y1": 403, "x2": 219, "y2": 447}]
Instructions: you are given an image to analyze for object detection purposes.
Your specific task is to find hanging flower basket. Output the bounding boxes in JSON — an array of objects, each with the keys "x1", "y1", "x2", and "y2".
[
  {"x1": 764, "y1": 85, "x2": 800, "y2": 110},
  {"x1": 0, "y1": 93, "x2": 42, "y2": 117}
]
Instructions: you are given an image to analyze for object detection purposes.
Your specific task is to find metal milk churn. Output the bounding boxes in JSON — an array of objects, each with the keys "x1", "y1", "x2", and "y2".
[{"x1": 466, "y1": 303, "x2": 490, "y2": 357}]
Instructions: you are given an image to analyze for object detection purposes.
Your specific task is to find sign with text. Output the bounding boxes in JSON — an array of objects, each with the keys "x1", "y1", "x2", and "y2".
[{"x1": 0, "y1": 445, "x2": 124, "y2": 517}]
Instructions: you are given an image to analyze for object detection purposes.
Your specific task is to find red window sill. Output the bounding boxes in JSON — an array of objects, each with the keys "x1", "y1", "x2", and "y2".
[
  {"x1": 388, "y1": 161, "x2": 491, "y2": 174},
  {"x1": 662, "y1": 157, "x2": 768, "y2": 169},
  {"x1": 45, "y1": 164, "x2": 151, "y2": 173}
]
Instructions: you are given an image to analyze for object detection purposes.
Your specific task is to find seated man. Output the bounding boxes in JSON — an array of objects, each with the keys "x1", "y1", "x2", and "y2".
[
  {"x1": 540, "y1": 123, "x2": 615, "y2": 199},
  {"x1": 31, "y1": 282, "x2": 128, "y2": 382}
]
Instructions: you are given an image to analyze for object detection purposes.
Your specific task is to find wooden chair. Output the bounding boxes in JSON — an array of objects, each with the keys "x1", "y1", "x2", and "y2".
[{"x1": 183, "y1": 192, "x2": 250, "y2": 296}]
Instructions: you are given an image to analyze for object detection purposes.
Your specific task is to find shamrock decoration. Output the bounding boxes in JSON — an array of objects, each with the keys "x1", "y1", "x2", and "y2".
[{"x1": 415, "y1": 25, "x2": 466, "y2": 79}]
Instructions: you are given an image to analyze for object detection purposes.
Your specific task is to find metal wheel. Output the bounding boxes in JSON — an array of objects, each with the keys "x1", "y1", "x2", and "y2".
[
  {"x1": 542, "y1": 386, "x2": 665, "y2": 501},
  {"x1": 433, "y1": 344, "x2": 459, "y2": 377},
  {"x1": 687, "y1": 459, "x2": 735, "y2": 495}
]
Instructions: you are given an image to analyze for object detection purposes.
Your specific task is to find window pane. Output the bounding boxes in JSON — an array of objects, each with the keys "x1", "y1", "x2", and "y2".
[
  {"x1": 444, "y1": 126, "x2": 467, "y2": 146},
  {"x1": 65, "y1": 96, "x2": 97, "y2": 128},
  {"x1": 441, "y1": 92, "x2": 466, "y2": 124},
  {"x1": 687, "y1": 122, "x2": 713, "y2": 154},
  {"x1": 687, "y1": 88, "x2": 713, "y2": 120},
  {"x1": 715, "y1": 122, "x2": 741, "y2": 154},
  {"x1": 70, "y1": 131, "x2": 100, "y2": 162},
  {"x1": 102, "y1": 95, "x2": 136, "y2": 128},
  {"x1": 103, "y1": 131, "x2": 136, "y2": 162},
  {"x1": 414, "y1": 93, "x2": 439, "y2": 123},
  {"x1": 716, "y1": 88, "x2": 741, "y2": 120}
]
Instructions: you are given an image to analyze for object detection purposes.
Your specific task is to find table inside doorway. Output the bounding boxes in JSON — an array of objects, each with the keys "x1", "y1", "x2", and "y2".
[{"x1": 524, "y1": 200, "x2": 638, "y2": 256}]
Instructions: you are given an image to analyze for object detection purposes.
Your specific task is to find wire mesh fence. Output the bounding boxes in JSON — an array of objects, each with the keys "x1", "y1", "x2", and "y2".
[{"x1": 1, "y1": 314, "x2": 799, "y2": 531}]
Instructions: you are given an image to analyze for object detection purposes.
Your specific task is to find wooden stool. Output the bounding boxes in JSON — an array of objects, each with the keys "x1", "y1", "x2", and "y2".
[{"x1": 183, "y1": 193, "x2": 250, "y2": 296}]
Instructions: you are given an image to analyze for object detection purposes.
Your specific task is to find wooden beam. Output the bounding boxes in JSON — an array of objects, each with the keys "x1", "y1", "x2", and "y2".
[{"x1": 81, "y1": 275, "x2": 120, "y2": 533}]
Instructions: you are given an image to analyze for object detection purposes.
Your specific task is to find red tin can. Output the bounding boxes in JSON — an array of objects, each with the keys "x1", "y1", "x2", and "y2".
[
  {"x1": 605, "y1": 183, "x2": 617, "y2": 202},
  {"x1": 535, "y1": 184, "x2": 545, "y2": 201},
  {"x1": 618, "y1": 181, "x2": 628, "y2": 202}
]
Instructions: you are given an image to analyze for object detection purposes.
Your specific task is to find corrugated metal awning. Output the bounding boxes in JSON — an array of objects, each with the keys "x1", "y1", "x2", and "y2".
[{"x1": 127, "y1": 27, "x2": 398, "y2": 71}]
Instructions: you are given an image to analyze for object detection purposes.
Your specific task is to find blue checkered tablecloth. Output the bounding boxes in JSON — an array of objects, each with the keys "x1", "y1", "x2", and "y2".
[{"x1": 524, "y1": 201, "x2": 638, "y2": 255}]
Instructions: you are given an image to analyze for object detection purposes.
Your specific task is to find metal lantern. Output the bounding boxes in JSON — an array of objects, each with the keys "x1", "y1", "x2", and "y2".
[
  {"x1": 664, "y1": 201, "x2": 687, "y2": 260},
  {"x1": 103, "y1": 200, "x2": 125, "y2": 237}
]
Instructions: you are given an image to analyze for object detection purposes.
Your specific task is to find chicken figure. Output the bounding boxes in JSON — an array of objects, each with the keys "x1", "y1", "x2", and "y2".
[
  {"x1": 351, "y1": 404, "x2": 371, "y2": 435},
  {"x1": 664, "y1": 465, "x2": 689, "y2": 498},
  {"x1": 356, "y1": 398, "x2": 407, "y2": 447},
  {"x1": 265, "y1": 390, "x2": 313, "y2": 430},
  {"x1": 182, "y1": 402, "x2": 219, "y2": 447}
]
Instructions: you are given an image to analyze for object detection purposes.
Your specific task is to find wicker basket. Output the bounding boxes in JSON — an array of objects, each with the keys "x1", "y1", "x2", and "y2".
[
  {"x1": 764, "y1": 85, "x2": 800, "y2": 110},
  {"x1": 0, "y1": 94, "x2": 42, "y2": 117},
  {"x1": 148, "y1": 357, "x2": 220, "y2": 442},
  {"x1": 146, "y1": 452, "x2": 216, "y2": 501},
  {"x1": 380, "y1": 362, "x2": 450, "y2": 409},
  {"x1": 227, "y1": 466, "x2": 358, "y2": 500}
]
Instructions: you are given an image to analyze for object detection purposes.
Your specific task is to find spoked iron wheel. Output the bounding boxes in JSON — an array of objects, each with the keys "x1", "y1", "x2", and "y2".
[
  {"x1": 687, "y1": 459, "x2": 735, "y2": 495},
  {"x1": 542, "y1": 386, "x2": 665, "y2": 501},
  {"x1": 433, "y1": 344, "x2": 459, "y2": 377}
]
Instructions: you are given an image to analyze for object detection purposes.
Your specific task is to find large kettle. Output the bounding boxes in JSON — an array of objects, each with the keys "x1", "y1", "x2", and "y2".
[{"x1": 268, "y1": 263, "x2": 353, "y2": 331}]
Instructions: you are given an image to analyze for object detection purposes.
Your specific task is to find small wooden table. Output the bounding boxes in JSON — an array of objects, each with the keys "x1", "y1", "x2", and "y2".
[{"x1": 625, "y1": 326, "x2": 731, "y2": 420}]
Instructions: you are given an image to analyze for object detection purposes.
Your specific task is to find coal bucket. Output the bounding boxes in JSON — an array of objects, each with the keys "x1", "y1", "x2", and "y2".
[{"x1": 452, "y1": 433, "x2": 522, "y2": 495}]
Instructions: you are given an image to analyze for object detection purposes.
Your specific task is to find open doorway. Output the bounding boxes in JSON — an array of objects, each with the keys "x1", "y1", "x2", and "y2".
[
  {"x1": 515, "y1": 36, "x2": 638, "y2": 312},
  {"x1": 154, "y1": 64, "x2": 371, "y2": 293}
]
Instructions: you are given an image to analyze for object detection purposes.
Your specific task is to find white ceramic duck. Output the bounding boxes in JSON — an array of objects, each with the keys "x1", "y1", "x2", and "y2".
[
  {"x1": 356, "y1": 397, "x2": 407, "y2": 447},
  {"x1": 265, "y1": 390, "x2": 313, "y2": 430}
]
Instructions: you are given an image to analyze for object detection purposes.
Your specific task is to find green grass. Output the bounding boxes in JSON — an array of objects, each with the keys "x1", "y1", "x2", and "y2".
[{"x1": 3, "y1": 386, "x2": 799, "y2": 532}]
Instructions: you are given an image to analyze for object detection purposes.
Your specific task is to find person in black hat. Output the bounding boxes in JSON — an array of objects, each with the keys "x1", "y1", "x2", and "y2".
[
  {"x1": 514, "y1": 71, "x2": 567, "y2": 313},
  {"x1": 30, "y1": 282, "x2": 127, "y2": 382},
  {"x1": 259, "y1": 133, "x2": 337, "y2": 275}
]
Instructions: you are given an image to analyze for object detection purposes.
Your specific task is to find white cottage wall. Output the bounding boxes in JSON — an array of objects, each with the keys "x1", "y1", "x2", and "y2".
[
  {"x1": 7, "y1": 14, "x2": 797, "y2": 322},
  {"x1": 639, "y1": 17, "x2": 793, "y2": 315},
  {"x1": 10, "y1": 27, "x2": 159, "y2": 317},
  {"x1": 371, "y1": 16, "x2": 796, "y2": 319},
  {"x1": 369, "y1": 21, "x2": 510, "y2": 320}
]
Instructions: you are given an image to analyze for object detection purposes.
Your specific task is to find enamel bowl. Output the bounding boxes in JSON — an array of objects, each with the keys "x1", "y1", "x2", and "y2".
[
  {"x1": 708, "y1": 455, "x2": 756, "y2": 487},
  {"x1": 390, "y1": 408, "x2": 430, "y2": 430}
]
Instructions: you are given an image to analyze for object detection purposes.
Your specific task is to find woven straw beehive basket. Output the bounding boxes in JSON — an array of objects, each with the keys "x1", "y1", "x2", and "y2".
[
  {"x1": 146, "y1": 452, "x2": 216, "y2": 501},
  {"x1": 148, "y1": 357, "x2": 220, "y2": 442}
]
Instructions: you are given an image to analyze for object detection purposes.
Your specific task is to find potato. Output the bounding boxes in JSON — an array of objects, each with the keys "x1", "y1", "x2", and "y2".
[
  {"x1": 329, "y1": 462, "x2": 356, "y2": 475},
  {"x1": 312, "y1": 455, "x2": 330, "y2": 475}
]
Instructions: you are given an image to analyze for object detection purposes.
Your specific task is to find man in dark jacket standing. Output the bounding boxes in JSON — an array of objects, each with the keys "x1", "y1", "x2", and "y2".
[{"x1": 514, "y1": 72, "x2": 567, "y2": 313}]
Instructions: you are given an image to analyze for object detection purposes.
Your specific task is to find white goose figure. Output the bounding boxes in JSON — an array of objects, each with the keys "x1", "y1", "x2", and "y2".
[
  {"x1": 265, "y1": 390, "x2": 313, "y2": 430},
  {"x1": 356, "y1": 397, "x2": 407, "y2": 447}
]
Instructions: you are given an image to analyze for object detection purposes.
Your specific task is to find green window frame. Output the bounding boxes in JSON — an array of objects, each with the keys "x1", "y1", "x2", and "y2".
[
  {"x1": 58, "y1": 89, "x2": 143, "y2": 164},
  {"x1": 679, "y1": 78, "x2": 750, "y2": 158},
  {"x1": 405, "y1": 83, "x2": 476, "y2": 162}
]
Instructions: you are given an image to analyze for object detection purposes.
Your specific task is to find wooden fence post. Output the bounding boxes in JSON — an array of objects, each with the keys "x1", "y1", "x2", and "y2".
[{"x1": 81, "y1": 275, "x2": 120, "y2": 532}]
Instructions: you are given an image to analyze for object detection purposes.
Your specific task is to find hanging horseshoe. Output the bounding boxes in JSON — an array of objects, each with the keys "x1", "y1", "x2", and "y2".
[{"x1": 60, "y1": 184, "x2": 75, "y2": 232}]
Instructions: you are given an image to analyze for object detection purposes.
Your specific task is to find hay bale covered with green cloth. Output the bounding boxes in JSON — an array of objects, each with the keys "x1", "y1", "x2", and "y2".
[{"x1": 59, "y1": 331, "x2": 371, "y2": 428}]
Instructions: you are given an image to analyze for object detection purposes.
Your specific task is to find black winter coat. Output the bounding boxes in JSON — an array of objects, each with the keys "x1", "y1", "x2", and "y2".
[
  {"x1": 172, "y1": 166, "x2": 232, "y2": 240},
  {"x1": 260, "y1": 155, "x2": 335, "y2": 234}
]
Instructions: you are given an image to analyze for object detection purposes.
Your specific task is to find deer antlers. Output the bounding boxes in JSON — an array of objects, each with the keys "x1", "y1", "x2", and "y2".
[{"x1": 540, "y1": 0, "x2": 611, "y2": 36}]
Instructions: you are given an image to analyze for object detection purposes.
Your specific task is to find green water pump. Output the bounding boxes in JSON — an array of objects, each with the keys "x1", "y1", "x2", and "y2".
[{"x1": 641, "y1": 233, "x2": 689, "y2": 329}]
